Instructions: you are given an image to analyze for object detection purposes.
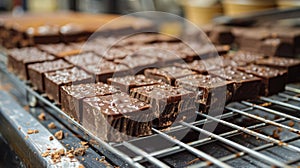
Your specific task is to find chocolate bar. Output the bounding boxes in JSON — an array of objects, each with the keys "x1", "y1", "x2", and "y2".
[
  {"x1": 209, "y1": 26, "x2": 234, "y2": 45},
  {"x1": 38, "y1": 43, "x2": 81, "y2": 57},
  {"x1": 224, "y1": 51, "x2": 265, "y2": 65},
  {"x1": 61, "y1": 82, "x2": 119, "y2": 122},
  {"x1": 176, "y1": 74, "x2": 234, "y2": 113},
  {"x1": 7, "y1": 47, "x2": 56, "y2": 80},
  {"x1": 144, "y1": 66, "x2": 196, "y2": 86},
  {"x1": 64, "y1": 52, "x2": 103, "y2": 66},
  {"x1": 255, "y1": 57, "x2": 300, "y2": 83},
  {"x1": 78, "y1": 61, "x2": 130, "y2": 82},
  {"x1": 238, "y1": 64, "x2": 287, "y2": 96},
  {"x1": 114, "y1": 55, "x2": 158, "y2": 74},
  {"x1": 44, "y1": 67, "x2": 93, "y2": 103},
  {"x1": 210, "y1": 67, "x2": 262, "y2": 101},
  {"x1": 130, "y1": 84, "x2": 196, "y2": 128},
  {"x1": 271, "y1": 27, "x2": 300, "y2": 54},
  {"x1": 28, "y1": 59, "x2": 73, "y2": 92},
  {"x1": 82, "y1": 92, "x2": 153, "y2": 141},
  {"x1": 260, "y1": 38, "x2": 293, "y2": 57},
  {"x1": 107, "y1": 75, "x2": 161, "y2": 93}
]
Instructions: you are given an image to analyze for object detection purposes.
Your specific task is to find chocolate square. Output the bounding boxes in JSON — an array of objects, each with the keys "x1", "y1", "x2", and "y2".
[
  {"x1": 44, "y1": 67, "x2": 93, "y2": 104},
  {"x1": 255, "y1": 57, "x2": 300, "y2": 83},
  {"x1": 107, "y1": 74, "x2": 161, "y2": 93},
  {"x1": 144, "y1": 66, "x2": 196, "y2": 86},
  {"x1": 211, "y1": 67, "x2": 262, "y2": 101},
  {"x1": 7, "y1": 47, "x2": 56, "y2": 80},
  {"x1": 82, "y1": 92, "x2": 152, "y2": 141},
  {"x1": 38, "y1": 43, "x2": 81, "y2": 57},
  {"x1": 238, "y1": 64, "x2": 287, "y2": 96},
  {"x1": 176, "y1": 74, "x2": 234, "y2": 113},
  {"x1": 61, "y1": 82, "x2": 119, "y2": 122},
  {"x1": 130, "y1": 84, "x2": 196, "y2": 128},
  {"x1": 28, "y1": 59, "x2": 73, "y2": 92}
]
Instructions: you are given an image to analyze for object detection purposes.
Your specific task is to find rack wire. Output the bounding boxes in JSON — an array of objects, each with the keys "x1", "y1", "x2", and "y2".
[{"x1": 1, "y1": 60, "x2": 300, "y2": 167}]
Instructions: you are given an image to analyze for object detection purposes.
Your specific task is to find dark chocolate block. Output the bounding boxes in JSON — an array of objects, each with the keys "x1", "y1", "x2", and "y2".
[
  {"x1": 107, "y1": 75, "x2": 161, "y2": 93},
  {"x1": 7, "y1": 47, "x2": 56, "y2": 80},
  {"x1": 26, "y1": 25, "x2": 61, "y2": 44},
  {"x1": 271, "y1": 27, "x2": 300, "y2": 54},
  {"x1": 28, "y1": 59, "x2": 73, "y2": 92},
  {"x1": 130, "y1": 84, "x2": 196, "y2": 128},
  {"x1": 255, "y1": 57, "x2": 300, "y2": 83},
  {"x1": 144, "y1": 66, "x2": 196, "y2": 86},
  {"x1": 260, "y1": 38, "x2": 294, "y2": 57},
  {"x1": 176, "y1": 74, "x2": 234, "y2": 113},
  {"x1": 235, "y1": 28, "x2": 271, "y2": 51},
  {"x1": 134, "y1": 46, "x2": 184, "y2": 66},
  {"x1": 238, "y1": 64, "x2": 287, "y2": 96},
  {"x1": 224, "y1": 51, "x2": 265, "y2": 65},
  {"x1": 210, "y1": 67, "x2": 262, "y2": 101},
  {"x1": 114, "y1": 55, "x2": 158, "y2": 74},
  {"x1": 102, "y1": 47, "x2": 134, "y2": 61},
  {"x1": 61, "y1": 82, "x2": 119, "y2": 122},
  {"x1": 38, "y1": 43, "x2": 81, "y2": 57},
  {"x1": 44, "y1": 67, "x2": 93, "y2": 104},
  {"x1": 79, "y1": 61, "x2": 130, "y2": 82},
  {"x1": 82, "y1": 92, "x2": 153, "y2": 142},
  {"x1": 209, "y1": 26, "x2": 234, "y2": 45},
  {"x1": 64, "y1": 52, "x2": 103, "y2": 66}
]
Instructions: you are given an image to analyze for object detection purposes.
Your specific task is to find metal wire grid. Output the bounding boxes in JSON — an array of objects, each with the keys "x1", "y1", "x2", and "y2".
[{"x1": 2, "y1": 60, "x2": 300, "y2": 167}]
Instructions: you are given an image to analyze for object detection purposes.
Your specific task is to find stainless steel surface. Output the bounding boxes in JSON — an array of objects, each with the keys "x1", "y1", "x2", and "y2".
[{"x1": 0, "y1": 91, "x2": 82, "y2": 167}]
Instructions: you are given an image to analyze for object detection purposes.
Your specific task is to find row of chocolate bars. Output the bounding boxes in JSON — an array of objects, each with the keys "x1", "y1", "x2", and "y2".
[{"x1": 6, "y1": 32, "x2": 300, "y2": 142}]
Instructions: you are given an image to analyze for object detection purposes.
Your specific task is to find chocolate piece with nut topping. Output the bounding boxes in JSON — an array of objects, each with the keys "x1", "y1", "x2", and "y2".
[
  {"x1": 211, "y1": 67, "x2": 262, "y2": 101},
  {"x1": 61, "y1": 82, "x2": 119, "y2": 122},
  {"x1": 130, "y1": 84, "x2": 196, "y2": 128},
  {"x1": 28, "y1": 59, "x2": 73, "y2": 92},
  {"x1": 44, "y1": 67, "x2": 92, "y2": 104},
  {"x1": 82, "y1": 92, "x2": 152, "y2": 142},
  {"x1": 144, "y1": 66, "x2": 196, "y2": 86},
  {"x1": 176, "y1": 74, "x2": 234, "y2": 113},
  {"x1": 108, "y1": 75, "x2": 161, "y2": 93},
  {"x1": 238, "y1": 64, "x2": 287, "y2": 96}
]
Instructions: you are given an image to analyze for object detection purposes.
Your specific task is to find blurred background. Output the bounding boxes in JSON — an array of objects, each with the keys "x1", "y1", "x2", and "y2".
[{"x1": 1, "y1": 0, "x2": 300, "y2": 26}]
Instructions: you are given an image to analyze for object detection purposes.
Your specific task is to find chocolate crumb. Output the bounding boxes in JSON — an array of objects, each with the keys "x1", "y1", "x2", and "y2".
[
  {"x1": 78, "y1": 164, "x2": 85, "y2": 168},
  {"x1": 48, "y1": 122, "x2": 56, "y2": 129},
  {"x1": 27, "y1": 129, "x2": 39, "y2": 134},
  {"x1": 42, "y1": 151, "x2": 50, "y2": 157},
  {"x1": 187, "y1": 158, "x2": 200, "y2": 165},
  {"x1": 18, "y1": 126, "x2": 21, "y2": 130},
  {"x1": 272, "y1": 130, "x2": 280, "y2": 139},
  {"x1": 38, "y1": 112, "x2": 46, "y2": 121},
  {"x1": 54, "y1": 130, "x2": 64, "y2": 140},
  {"x1": 80, "y1": 141, "x2": 88, "y2": 146},
  {"x1": 23, "y1": 105, "x2": 29, "y2": 111},
  {"x1": 288, "y1": 121, "x2": 295, "y2": 127},
  {"x1": 67, "y1": 153, "x2": 74, "y2": 159},
  {"x1": 74, "y1": 147, "x2": 86, "y2": 156},
  {"x1": 49, "y1": 136, "x2": 54, "y2": 141}
]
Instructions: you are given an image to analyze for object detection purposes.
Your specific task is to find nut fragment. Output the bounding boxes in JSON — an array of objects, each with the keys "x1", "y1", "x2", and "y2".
[
  {"x1": 27, "y1": 129, "x2": 39, "y2": 134},
  {"x1": 57, "y1": 149, "x2": 65, "y2": 156},
  {"x1": 38, "y1": 112, "x2": 46, "y2": 121},
  {"x1": 80, "y1": 141, "x2": 88, "y2": 146},
  {"x1": 42, "y1": 151, "x2": 50, "y2": 157},
  {"x1": 67, "y1": 153, "x2": 74, "y2": 159},
  {"x1": 288, "y1": 121, "x2": 295, "y2": 127},
  {"x1": 54, "y1": 130, "x2": 64, "y2": 140},
  {"x1": 78, "y1": 164, "x2": 85, "y2": 168},
  {"x1": 74, "y1": 147, "x2": 86, "y2": 156},
  {"x1": 48, "y1": 122, "x2": 56, "y2": 129}
]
